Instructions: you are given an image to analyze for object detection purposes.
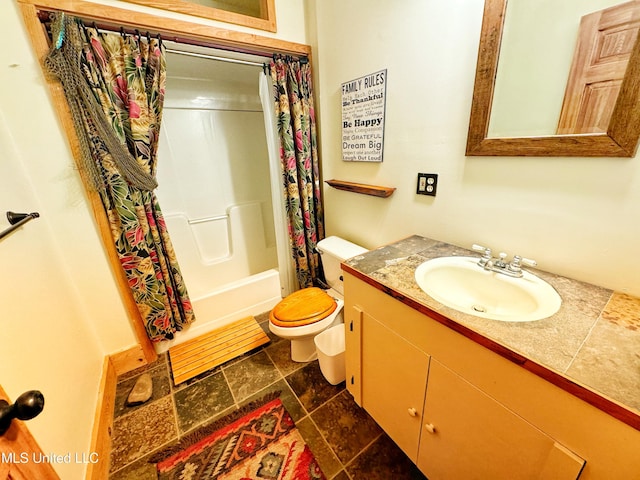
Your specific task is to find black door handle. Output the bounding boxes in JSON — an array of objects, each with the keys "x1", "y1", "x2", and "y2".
[{"x1": 0, "y1": 390, "x2": 45, "y2": 435}]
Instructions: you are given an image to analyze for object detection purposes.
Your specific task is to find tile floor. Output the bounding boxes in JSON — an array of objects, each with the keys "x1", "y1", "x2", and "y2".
[{"x1": 108, "y1": 312, "x2": 427, "y2": 479}]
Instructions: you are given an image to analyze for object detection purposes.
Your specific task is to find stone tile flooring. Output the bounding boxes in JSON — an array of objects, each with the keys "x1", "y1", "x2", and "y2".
[{"x1": 108, "y1": 312, "x2": 426, "y2": 479}]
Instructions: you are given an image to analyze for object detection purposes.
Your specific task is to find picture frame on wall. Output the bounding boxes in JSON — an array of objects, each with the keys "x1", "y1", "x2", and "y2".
[
  {"x1": 121, "y1": 0, "x2": 277, "y2": 32},
  {"x1": 341, "y1": 69, "x2": 387, "y2": 162}
]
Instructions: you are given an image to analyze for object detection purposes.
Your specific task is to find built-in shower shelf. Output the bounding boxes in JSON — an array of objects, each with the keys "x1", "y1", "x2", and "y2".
[{"x1": 325, "y1": 179, "x2": 396, "y2": 198}]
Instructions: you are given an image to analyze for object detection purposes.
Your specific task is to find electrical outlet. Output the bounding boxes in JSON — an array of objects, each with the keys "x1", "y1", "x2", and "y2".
[{"x1": 417, "y1": 173, "x2": 438, "y2": 196}]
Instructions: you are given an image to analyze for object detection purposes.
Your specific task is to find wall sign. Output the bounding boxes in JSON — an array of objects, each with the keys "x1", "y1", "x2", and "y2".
[{"x1": 341, "y1": 69, "x2": 387, "y2": 162}]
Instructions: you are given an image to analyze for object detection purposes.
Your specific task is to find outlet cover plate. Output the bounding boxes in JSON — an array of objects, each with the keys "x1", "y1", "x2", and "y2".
[{"x1": 417, "y1": 173, "x2": 438, "y2": 196}]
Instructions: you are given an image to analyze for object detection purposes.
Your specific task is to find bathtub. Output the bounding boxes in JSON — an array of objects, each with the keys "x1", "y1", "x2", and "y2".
[
  {"x1": 154, "y1": 80, "x2": 286, "y2": 354},
  {"x1": 154, "y1": 268, "x2": 282, "y2": 353}
]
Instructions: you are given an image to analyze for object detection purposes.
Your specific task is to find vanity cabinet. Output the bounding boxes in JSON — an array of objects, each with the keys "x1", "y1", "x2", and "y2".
[
  {"x1": 349, "y1": 303, "x2": 583, "y2": 479},
  {"x1": 344, "y1": 272, "x2": 640, "y2": 480},
  {"x1": 418, "y1": 359, "x2": 584, "y2": 479},
  {"x1": 361, "y1": 313, "x2": 430, "y2": 461}
]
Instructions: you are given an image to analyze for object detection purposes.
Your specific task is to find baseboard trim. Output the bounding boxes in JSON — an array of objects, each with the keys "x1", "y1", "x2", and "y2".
[
  {"x1": 86, "y1": 345, "x2": 155, "y2": 479},
  {"x1": 86, "y1": 357, "x2": 117, "y2": 480},
  {"x1": 110, "y1": 344, "x2": 155, "y2": 376}
]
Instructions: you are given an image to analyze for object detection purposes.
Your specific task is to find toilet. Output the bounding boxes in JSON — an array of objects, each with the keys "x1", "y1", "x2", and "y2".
[{"x1": 269, "y1": 236, "x2": 367, "y2": 362}]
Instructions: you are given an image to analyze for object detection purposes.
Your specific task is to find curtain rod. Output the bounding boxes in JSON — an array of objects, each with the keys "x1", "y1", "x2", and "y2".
[
  {"x1": 164, "y1": 48, "x2": 264, "y2": 67},
  {"x1": 0, "y1": 212, "x2": 40, "y2": 241}
]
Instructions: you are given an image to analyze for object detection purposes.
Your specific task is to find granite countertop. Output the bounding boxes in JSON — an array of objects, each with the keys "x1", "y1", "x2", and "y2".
[{"x1": 342, "y1": 235, "x2": 640, "y2": 422}]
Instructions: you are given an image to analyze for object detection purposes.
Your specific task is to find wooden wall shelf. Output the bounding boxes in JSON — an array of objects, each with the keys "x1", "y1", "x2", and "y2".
[{"x1": 325, "y1": 179, "x2": 396, "y2": 198}]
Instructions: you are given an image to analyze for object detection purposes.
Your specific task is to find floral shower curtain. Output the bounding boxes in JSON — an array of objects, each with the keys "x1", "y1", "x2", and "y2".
[
  {"x1": 271, "y1": 56, "x2": 325, "y2": 288},
  {"x1": 45, "y1": 14, "x2": 195, "y2": 342}
]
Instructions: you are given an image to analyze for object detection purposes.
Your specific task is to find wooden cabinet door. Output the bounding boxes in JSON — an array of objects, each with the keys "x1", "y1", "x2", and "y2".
[
  {"x1": 345, "y1": 304, "x2": 363, "y2": 405},
  {"x1": 361, "y1": 313, "x2": 430, "y2": 462},
  {"x1": 0, "y1": 386, "x2": 59, "y2": 480},
  {"x1": 557, "y1": 1, "x2": 640, "y2": 134},
  {"x1": 417, "y1": 360, "x2": 584, "y2": 480}
]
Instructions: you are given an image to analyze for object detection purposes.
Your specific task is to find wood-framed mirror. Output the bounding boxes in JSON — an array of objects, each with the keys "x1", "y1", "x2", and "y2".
[
  {"x1": 122, "y1": 0, "x2": 276, "y2": 32},
  {"x1": 466, "y1": 0, "x2": 640, "y2": 157}
]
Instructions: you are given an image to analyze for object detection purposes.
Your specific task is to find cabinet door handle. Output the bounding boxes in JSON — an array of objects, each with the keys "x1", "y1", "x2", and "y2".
[
  {"x1": 424, "y1": 423, "x2": 436, "y2": 434},
  {"x1": 407, "y1": 407, "x2": 418, "y2": 417}
]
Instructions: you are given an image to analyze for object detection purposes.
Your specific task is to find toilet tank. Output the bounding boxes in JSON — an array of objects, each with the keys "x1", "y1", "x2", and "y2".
[{"x1": 316, "y1": 236, "x2": 367, "y2": 295}]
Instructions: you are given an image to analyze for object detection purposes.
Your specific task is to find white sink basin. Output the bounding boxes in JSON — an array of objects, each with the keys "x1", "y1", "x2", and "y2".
[{"x1": 414, "y1": 256, "x2": 561, "y2": 322}]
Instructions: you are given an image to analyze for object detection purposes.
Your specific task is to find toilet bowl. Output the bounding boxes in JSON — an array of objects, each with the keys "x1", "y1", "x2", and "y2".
[
  {"x1": 269, "y1": 287, "x2": 344, "y2": 362},
  {"x1": 268, "y1": 236, "x2": 367, "y2": 362}
]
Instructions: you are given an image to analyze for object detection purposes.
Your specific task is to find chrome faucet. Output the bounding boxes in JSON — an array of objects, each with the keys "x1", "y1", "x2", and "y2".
[
  {"x1": 473, "y1": 244, "x2": 493, "y2": 268},
  {"x1": 471, "y1": 244, "x2": 537, "y2": 278}
]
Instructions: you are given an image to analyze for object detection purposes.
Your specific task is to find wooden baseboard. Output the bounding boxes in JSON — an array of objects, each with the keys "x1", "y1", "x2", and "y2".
[
  {"x1": 110, "y1": 344, "x2": 156, "y2": 377},
  {"x1": 86, "y1": 357, "x2": 117, "y2": 480},
  {"x1": 86, "y1": 345, "x2": 155, "y2": 479}
]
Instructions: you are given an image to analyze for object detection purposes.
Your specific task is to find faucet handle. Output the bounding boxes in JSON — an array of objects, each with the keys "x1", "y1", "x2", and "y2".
[
  {"x1": 472, "y1": 244, "x2": 492, "y2": 256},
  {"x1": 509, "y1": 255, "x2": 537, "y2": 273},
  {"x1": 519, "y1": 256, "x2": 537, "y2": 267},
  {"x1": 472, "y1": 244, "x2": 492, "y2": 266}
]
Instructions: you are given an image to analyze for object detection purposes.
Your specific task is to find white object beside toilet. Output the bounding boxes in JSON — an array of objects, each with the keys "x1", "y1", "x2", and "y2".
[
  {"x1": 314, "y1": 324, "x2": 346, "y2": 385},
  {"x1": 268, "y1": 236, "x2": 367, "y2": 363}
]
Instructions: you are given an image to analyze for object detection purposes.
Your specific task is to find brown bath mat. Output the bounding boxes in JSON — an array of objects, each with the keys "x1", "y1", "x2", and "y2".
[{"x1": 169, "y1": 316, "x2": 270, "y2": 384}]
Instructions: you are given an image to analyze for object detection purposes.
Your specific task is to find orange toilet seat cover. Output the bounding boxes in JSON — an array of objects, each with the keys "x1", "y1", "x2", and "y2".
[{"x1": 270, "y1": 287, "x2": 337, "y2": 327}]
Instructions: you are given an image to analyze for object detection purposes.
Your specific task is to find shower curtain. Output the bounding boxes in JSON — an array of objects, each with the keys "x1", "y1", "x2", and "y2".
[
  {"x1": 259, "y1": 72, "x2": 296, "y2": 296},
  {"x1": 45, "y1": 14, "x2": 195, "y2": 342},
  {"x1": 270, "y1": 56, "x2": 325, "y2": 289}
]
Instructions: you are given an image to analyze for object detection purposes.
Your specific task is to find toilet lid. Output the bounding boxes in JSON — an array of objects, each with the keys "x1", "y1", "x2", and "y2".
[{"x1": 270, "y1": 287, "x2": 337, "y2": 327}]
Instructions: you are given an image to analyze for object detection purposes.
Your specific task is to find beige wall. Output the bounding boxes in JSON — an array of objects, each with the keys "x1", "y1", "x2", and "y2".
[
  {"x1": 311, "y1": 0, "x2": 640, "y2": 297},
  {"x1": 1, "y1": 0, "x2": 307, "y2": 478}
]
